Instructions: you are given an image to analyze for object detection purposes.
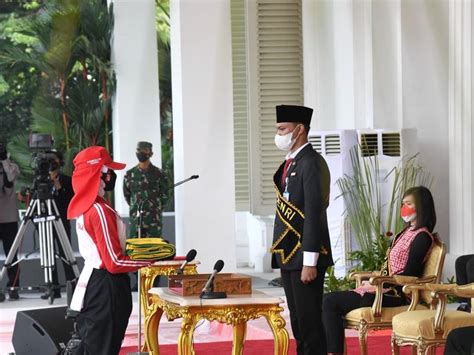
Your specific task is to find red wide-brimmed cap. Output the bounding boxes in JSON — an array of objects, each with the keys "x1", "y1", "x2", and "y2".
[{"x1": 67, "y1": 146, "x2": 126, "y2": 219}]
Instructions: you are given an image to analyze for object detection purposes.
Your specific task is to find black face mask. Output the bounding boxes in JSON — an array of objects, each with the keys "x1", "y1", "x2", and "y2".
[
  {"x1": 101, "y1": 170, "x2": 117, "y2": 191},
  {"x1": 136, "y1": 152, "x2": 150, "y2": 163},
  {"x1": 0, "y1": 151, "x2": 7, "y2": 161}
]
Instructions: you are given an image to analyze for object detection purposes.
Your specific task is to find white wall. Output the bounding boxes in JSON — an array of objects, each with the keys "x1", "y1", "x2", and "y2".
[
  {"x1": 303, "y1": 0, "x2": 450, "y2": 270},
  {"x1": 171, "y1": 0, "x2": 237, "y2": 272},
  {"x1": 401, "y1": 0, "x2": 449, "y2": 255},
  {"x1": 111, "y1": 0, "x2": 162, "y2": 216}
]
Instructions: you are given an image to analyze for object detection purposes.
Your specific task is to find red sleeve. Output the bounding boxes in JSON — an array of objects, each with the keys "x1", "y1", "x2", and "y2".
[{"x1": 85, "y1": 202, "x2": 151, "y2": 273}]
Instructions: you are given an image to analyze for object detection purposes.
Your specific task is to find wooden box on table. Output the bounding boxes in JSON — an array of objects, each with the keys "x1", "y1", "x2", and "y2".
[{"x1": 168, "y1": 273, "x2": 252, "y2": 296}]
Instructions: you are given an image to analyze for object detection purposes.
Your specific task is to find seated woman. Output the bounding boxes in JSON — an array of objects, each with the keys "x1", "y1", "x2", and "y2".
[{"x1": 322, "y1": 186, "x2": 437, "y2": 355}]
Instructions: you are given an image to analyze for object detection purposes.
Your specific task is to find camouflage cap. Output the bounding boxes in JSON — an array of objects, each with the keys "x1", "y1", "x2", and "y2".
[{"x1": 137, "y1": 141, "x2": 153, "y2": 150}]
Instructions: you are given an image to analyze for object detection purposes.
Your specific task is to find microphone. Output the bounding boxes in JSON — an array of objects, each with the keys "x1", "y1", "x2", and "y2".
[
  {"x1": 200, "y1": 260, "x2": 226, "y2": 299},
  {"x1": 176, "y1": 249, "x2": 197, "y2": 275},
  {"x1": 173, "y1": 175, "x2": 199, "y2": 188}
]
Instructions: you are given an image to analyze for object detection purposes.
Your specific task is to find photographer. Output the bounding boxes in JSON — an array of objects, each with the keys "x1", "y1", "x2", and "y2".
[
  {"x1": 0, "y1": 142, "x2": 20, "y2": 300},
  {"x1": 40, "y1": 150, "x2": 75, "y2": 300}
]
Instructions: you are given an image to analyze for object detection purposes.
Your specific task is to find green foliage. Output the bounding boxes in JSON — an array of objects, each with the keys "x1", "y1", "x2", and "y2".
[
  {"x1": 337, "y1": 146, "x2": 433, "y2": 271},
  {"x1": 2, "y1": 0, "x2": 173, "y2": 212},
  {"x1": 0, "y1": 0, "x2": 115, "y2": 187},
  {"x1": 0, "y1": 6, "x2": 42, "y2": 143},
  {"x1": 324, "y1": 266, "x2": 355, "y2": 293},
  {"x1": 156, "y1": 0, "x2": 174, "y2": 211},
  {"x1": 349, "y1": 233, "x2": 391, "y2": 272}
]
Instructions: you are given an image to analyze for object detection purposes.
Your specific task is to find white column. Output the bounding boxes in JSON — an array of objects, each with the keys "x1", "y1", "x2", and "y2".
[
  {"x1": 302, "y1": 0, "x2": 373, "y2": 130},
  {"x1": 171, "y1": 0, "x2": 237, "y2": 272},
  {"x1": 448, "y1": 0, "x2": 473, "y2": 257},
  {"x1": 302, "y1": 0, "x2": 335, "y2": 129},
  {"x1": 371, "y1": 0, "x2": 403, "y2": 129},
  {"x1": 111, "y1": 0, "x2": 162, "y2": 216},
  {"x1": 352, "y1": 0, "x2": 374, "y2": 129},
  {"x1": 332, "y1": 0, "x2": 356, "y2": 128}
]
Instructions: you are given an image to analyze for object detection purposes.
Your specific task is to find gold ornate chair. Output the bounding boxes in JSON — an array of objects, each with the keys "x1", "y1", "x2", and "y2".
[
  {"x1": 343, "y1": 236, "x2": 446, "y2": 355},
  {"x1": 392, "y1": 282, "x2": 474, "y2": 355}
]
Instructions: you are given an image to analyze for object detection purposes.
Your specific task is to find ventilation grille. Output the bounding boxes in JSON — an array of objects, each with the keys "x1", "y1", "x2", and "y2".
[
  {"x1": 360, "y1": 133, "x2": 378, "y2": 157},
  {"x1": 231, "y1": 0, "x2": 250, "y2": 211},
  {"x1": 255, "y1": 0, "x2": 303, "y2": 213},
  {"x1": 309, "y1": 135, "x2": 322, "y2": 153},
  {"x1": 325, "y1": 135, "x2": 341, "y2": 155},
  {"x1": 382, "y1": 132, "x2": 401, "y2": 157}
]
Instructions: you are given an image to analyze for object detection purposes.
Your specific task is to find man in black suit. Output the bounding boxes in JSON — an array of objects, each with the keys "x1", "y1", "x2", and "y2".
[{"x1": 271, "y1": 104, "x2": 333, "y2": 355}]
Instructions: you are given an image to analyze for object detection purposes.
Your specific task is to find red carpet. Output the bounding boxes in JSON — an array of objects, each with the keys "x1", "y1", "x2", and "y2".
[{"x1": 120, "y1": 336, "x2": 445, "y2": 354}]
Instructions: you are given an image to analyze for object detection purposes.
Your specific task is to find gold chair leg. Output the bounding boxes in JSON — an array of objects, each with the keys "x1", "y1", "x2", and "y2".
[
  {"x1": 358, "y1": 322, "x2": 369, "y2": 355},
  {"x1": 427, "y1": 345, "x2": 437, "y2": 355},
  {"x1": 391, "y1": 335, "x2": 400, "y2": 355},
  {"x1": 417, "y1": 341, "x2": 427, "y2": 355}
]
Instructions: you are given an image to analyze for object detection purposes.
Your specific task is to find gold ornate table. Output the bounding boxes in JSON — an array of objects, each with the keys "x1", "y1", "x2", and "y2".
[
  {"x1": 146, "y1": 287, "x2": 289, "y2": 355},
  {"x1": 141, "y1": 260, "x2": 199, "y2": 351}
]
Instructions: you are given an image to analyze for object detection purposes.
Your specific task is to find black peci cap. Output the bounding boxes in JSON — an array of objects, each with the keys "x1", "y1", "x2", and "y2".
[{"x1": 276, "y1": 105, "x2": 313, "y2": 126}]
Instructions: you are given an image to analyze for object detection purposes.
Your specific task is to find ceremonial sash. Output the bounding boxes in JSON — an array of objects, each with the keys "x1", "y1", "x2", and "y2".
[{"x1": 271, "y1": 184, "x2": 305, "y2": 264}]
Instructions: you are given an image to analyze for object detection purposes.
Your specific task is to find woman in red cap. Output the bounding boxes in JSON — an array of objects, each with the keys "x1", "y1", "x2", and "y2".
[{"x1": 68, "y1": 146, "x2": 152, "y2": 355}]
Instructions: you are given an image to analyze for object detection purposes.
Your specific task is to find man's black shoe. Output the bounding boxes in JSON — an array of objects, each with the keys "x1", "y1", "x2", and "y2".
[
  {"x1": 41, "y1": 291, "x2": 61, "y2": 300},
  {"x1": 8, "y1": 289, "x2": 19, "y2": 300},
  {"x1": 268, "y1": 277, "x2": 283, "y2": 287},
  {"x1": 457, "y1": 302, "x2": 471, "y2": 313}
]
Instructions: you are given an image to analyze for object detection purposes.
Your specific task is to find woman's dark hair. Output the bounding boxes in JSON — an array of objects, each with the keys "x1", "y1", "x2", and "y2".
[{"x1": 402, "y1": 186, "x2": 436, "y2": 232}]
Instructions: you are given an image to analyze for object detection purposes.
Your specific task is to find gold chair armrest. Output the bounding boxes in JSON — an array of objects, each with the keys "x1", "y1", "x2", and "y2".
[
  {"x1": 349, "y1": 271, "x2": 380, "y2": 288},
  {"x1": 427, "y1": 283, "x2": 474, "y2": 333},
  {"x1": 403, "y1": 283, "x2": 474, "y2": 333},
  {"x1": 368, "y1": 275, "x2": 438, "y2": 315},
  {"x1": 451, "y1": 283, "x2": 474, "y2": 298},
  {"x1": 367, "y1": 275, "x2": 400, "y2": 317},
  {"x1": 400, "y1": 276, "x2": 439, "y2": 311},
  {"x1": 431, "y1": 290, "x2": 449, "y2": 334}
]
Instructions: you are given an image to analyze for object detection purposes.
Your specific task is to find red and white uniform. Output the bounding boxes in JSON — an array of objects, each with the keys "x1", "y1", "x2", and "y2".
[
  {"x1": 77, "y1": 197, "x2": 149, "y2": 273},
  {"x1": 70, "y1": 197, "x2": 150, "y2": 311}
]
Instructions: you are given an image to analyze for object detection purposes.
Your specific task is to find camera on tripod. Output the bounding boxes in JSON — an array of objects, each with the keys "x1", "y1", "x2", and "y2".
[{"x1": 28, "y1": 133, "x2": 58, "y2": 200}]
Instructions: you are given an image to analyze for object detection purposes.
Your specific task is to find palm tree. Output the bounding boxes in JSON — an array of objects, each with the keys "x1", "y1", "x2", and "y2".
[{"x1": 1, "y1": 0, "x2": 115, "y2": 179}]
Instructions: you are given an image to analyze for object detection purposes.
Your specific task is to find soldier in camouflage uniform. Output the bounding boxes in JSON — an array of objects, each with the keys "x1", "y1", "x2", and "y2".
[{"x1": 123, "y1": 141, "x2": 170, "y2": 238}]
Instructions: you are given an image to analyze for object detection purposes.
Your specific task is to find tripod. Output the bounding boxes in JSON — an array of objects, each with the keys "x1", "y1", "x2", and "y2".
[{"x1": 0, "y1": 192, "x2": 80, "y2": 304}]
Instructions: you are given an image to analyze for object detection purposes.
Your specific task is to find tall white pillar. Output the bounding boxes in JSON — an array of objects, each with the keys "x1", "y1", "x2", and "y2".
[
  {"x1": 111, "y1": 0, "x2": 162, "y2": 216},
  {"x1": 171, "y1": 0, "x2": 237, "y2": 272},
  {"x1": 372, "y1": 0, "x2": 403, "y2": 129},
  {"x1": 302, "y1": 0, "x2": 374, "y2": 130},
  {"x1": 302, "y1": 0, "x2": 335, "y2": 129},
  {"x1": 448, "y1": 0, "x2": 473, "y2": 257}
]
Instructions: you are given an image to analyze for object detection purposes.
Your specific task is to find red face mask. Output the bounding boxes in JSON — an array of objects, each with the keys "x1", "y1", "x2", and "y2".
[{"x1": 400, "y1": 204, "x2": 416, "y2": 223}]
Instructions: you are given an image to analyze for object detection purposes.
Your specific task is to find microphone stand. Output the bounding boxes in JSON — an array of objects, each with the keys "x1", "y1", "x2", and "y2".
[
  {"x1": 129, "y1": 200, "x2": 148, "y2": 355},
  {"x1": 129, "y1": 174, "x2": 198, "y2": 354}
]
